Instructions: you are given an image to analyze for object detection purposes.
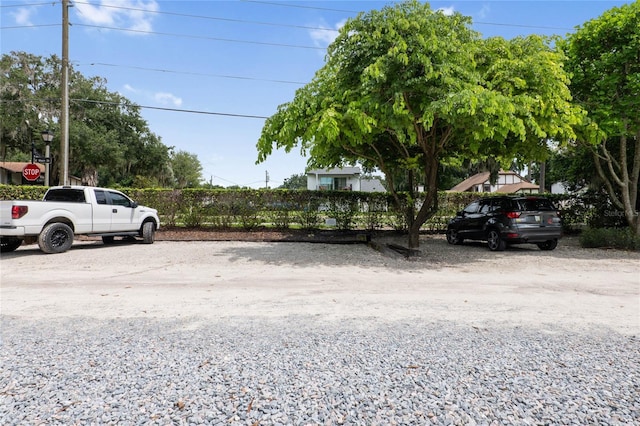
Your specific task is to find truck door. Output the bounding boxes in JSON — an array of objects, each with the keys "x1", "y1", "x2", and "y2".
[
  {"x1": 92, "y1": 189, "x2": 112, "y2": 233},
  {"x1": 106, "y1": 190, "x2": 140, "y2": 232}
]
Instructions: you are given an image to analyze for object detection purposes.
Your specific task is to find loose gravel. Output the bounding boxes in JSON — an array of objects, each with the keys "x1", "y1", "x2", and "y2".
[{"x1": 2, "y1": 316, "x2": 639, "y2": 425}]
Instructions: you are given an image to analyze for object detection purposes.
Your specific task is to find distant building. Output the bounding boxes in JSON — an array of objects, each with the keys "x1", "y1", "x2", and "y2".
[
  {"x1": 0, "y1": 162, "x2": 45, "y2": 185},
  {"x1": 0, "y1": 161, "x2": 82, "y2": 186},
  {"x1": 448, "y1": 170, "x2": 539, "y2": 194},
  {"x1": 306, "y1": 167, "x2": 385, "y2": 192}
]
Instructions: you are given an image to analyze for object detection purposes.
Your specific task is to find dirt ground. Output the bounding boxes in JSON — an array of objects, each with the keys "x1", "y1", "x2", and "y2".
[{"x1": 1, "y1": 232, "x2": 638, "y2": 334}]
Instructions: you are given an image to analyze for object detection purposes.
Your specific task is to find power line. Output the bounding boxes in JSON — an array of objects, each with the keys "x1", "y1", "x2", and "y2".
[
  {"x1": 242, "y1": 0, "x2": 360, "y2": 14},
  {"x1": 242, "y1": 0, "x2": 575, "y2": 31},
  {"x1": 72, "y1": 98, "x2": 270, "y2": 119},
  {"x1": 1, "y1": 97, "x2": 270, "y2": 120},
  {"x1": 0, "y1": 2, "x2": 54, "y2": 7},
  {"x1": 1, "y1": 1, "x2": 575, "y2": 35},
  {"x1": 78, "y1": 62, "x2": 307, "y2": 86},
  {"x1": 71, "y1": 0, "x2": 340, "y2": 33},
  {"x1": 73, "y1": 23, "x2": 325, "y2": 50},
  {"x1": 1, "y1": 24, "x2": 60, "y2": 30}
]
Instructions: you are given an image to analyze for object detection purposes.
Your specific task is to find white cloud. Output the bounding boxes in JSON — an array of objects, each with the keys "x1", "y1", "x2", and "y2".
[
  {"x1": 122, "y1": 85, "x2": 182, "y2": 107},
  {"x1": 309, "y1": 19, "x2": 347, "y2": 48},
  {"x1": 123, "y1": 84, "x2": 139, "y2": 93},
  {"x1": 477, "y1": 4, "x2": 491, "y2": 19},
  {"x1": 74, "y1": 0, "x2": 159, "y2": 33},
  {"x1": 154, "y1": 92, "x2": 182, "y2": 107},
  {"x1": 437, "y1": 6, "x2": 456, "y2": 16},
  {"x1": 12, "y1": 8, "x2": 34, "y2": 26}
]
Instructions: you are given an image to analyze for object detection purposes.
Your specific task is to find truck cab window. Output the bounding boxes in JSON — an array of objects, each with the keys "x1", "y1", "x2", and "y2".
[
  {"x1": 94, "y1": 190, "x2": 107, "y2": 205},
  {"x1": 108, "y1": 192, "x2": 131, "y2": 207}
]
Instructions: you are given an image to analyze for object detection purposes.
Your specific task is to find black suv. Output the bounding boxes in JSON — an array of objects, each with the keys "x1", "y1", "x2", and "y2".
[{"x1": 446, "y1": 196, "x2": 562, "y2": 251}]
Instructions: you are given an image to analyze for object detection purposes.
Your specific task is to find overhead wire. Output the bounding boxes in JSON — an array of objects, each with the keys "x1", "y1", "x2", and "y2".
[
  {"x1": 78, "y1": 62, "x2": 307, "y2": 86},
  {"x1": 71, "y1": 0, "x2": 340, "y2": 33},
  {"x1": 1, "y1": 0, "x2": 579, "y2": 121},
  {"x1": 72, "y1": 23, "x2": 325, "y2": 50}
]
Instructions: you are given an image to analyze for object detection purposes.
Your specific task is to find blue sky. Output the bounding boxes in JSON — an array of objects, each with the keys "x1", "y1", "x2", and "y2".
[{"x1": 1, "y1": 0, "x2": 632, "y2": 188}]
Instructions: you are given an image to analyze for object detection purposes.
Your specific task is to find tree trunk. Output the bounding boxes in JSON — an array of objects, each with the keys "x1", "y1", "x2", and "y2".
[
  {"x1": 82, "y1": 167, "x2": 98, "y2": 187},
  {"x1": 592, "y1": 130, "x2": 640, "y2": 236},
  {"x1": 405, "y1": 151, "x2": 440, "y2": 249}
]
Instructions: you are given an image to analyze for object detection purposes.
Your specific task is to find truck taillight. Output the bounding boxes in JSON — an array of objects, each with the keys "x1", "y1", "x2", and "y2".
[
  {"x1": 11, "y1": 205, "x2": 28, "y2": 219},
  {"x1": 506, "y1": 211, "x2": 521, "y2": 219}
]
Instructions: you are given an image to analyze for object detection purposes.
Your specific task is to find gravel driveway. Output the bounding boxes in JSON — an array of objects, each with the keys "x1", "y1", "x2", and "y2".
[{"x1": 1, "y1": 235, "x2": 639, "y2": 424}]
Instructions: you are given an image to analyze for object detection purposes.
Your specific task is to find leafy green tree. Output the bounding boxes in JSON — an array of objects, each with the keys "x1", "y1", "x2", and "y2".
[
  {"x1": 170, "y1": 150, "x2": 203, "y2": 188},
  {"x1": 278, "y1": 173, "x2": 308, "y2": 189},
  {"x1": 1, "y1": 51, "x2": 172, "y2": 187},
  {"x1": 560, "y1": 2, "x2": 640, "y2": 235},
  {"x1": 257, "y1": 0, "x2": 582, "y2": 247}
]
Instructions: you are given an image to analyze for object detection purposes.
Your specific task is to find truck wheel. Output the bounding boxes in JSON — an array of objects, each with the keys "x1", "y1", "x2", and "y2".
[
  {"x1": 142, "y1": 221, "x2": 155, "y2": 244},
  {"x1": 38, "y1": 222, "x2": 74, "y2": 254},
  {"x1": 1, "y1": 237, "x2": 23, "y2": 253}
]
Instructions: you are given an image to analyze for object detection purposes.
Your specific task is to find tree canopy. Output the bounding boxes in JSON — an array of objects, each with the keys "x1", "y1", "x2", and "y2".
[
  {"x1": 170, "y1": 150, "x2": 203, "y2": 188},
  {"x1": 257, "y1": 0, "x2": 583, "y2": 247},
  {"x1": 278, "y1": 173, "x2": 308, "y2": 190},
  {"x1": 560, "y1": 1, "x2": 639, "y2": 234},
  {"x1": 0, "y1": 51, "x2": 202, "y2": 188}
]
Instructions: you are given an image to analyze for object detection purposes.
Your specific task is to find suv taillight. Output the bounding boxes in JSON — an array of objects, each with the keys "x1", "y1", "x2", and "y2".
[
  {"x1": 506, "y1": 211, "x2": 520, "y2": 219},
  {"x1": 11, "y1": 205, "x2": 28, "y2": 219}
]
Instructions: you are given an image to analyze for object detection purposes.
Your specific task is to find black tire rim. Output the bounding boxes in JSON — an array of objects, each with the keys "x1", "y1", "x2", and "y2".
[
  {"x1": 51, "y1": 229, "x2": 70, "y2": 248},
  {"x1": 488, "y1": 231, "x2": 500, "y2": 250}
]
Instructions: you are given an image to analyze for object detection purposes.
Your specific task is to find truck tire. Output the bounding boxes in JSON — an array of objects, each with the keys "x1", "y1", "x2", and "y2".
[
  {"x1": 1, "y1": 237, "x2": 23, "y2": 253},
  {"x1": 38, "y1": 222, "x2": 74, "y2": 254},
  {"x1": 142, "y1": 221, "x2": 155, "y2": 244},
  {"x1": 102, "y1": 236, "x2": 115, "y2": 244}
]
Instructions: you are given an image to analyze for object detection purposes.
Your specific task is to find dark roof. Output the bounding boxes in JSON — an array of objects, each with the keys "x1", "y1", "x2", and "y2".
[
  {"x1": 495, "y1": 182, "x2": 539, "y2": 193},
  {"x1": 0, "y1": 161, "x2": 45, "y2": 173},
  {"x1": 449, "y1": 171, "x2": 491, "y2": 192},
  {"x1": 449, "y1": 170, "x2": 535, "y2": 193}
]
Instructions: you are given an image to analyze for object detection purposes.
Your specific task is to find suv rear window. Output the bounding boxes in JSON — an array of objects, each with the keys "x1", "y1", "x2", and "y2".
[{"x1": 516, "y1": 198, "x2": 556, "y2": 211}]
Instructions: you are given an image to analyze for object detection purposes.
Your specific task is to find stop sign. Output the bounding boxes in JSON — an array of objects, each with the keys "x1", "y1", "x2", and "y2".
[{"x1": 22, "y1": 163, "x2": 41, "y2": 181}]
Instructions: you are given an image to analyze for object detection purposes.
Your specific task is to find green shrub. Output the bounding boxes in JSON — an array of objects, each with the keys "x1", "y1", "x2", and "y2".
[{"x1": 579, "y1": 227, "x2": 640, "y2": 250}]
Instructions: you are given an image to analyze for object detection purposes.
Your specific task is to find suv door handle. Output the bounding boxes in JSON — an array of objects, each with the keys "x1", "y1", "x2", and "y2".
[{"x1": 112, "y1": 208, "x2": 118, "y2": 213}]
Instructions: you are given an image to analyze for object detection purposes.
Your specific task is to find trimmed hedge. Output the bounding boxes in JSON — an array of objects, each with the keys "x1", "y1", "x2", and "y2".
[
  {"x1": 0, "y1": 184, "x2": 632, "y2": 239},
  {"x1": 579, "y1": 228, "x2": 640, "y2": 250}
]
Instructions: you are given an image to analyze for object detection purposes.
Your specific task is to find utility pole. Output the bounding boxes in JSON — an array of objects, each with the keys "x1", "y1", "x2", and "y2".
[
  {"x1": 265, "y1": 170, "x2": 269, "y2": 189},
  {"x1": 60, "y1": 0, "x2": 70, "y2": 185}
]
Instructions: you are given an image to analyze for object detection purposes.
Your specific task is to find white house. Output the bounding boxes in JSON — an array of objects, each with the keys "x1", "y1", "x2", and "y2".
[
  {"x1": 448, "y1": 170, "x2": 540, "y2": 194},
  {"x1": 306, "y1": 167, "x2": 385, "y2": 192}
]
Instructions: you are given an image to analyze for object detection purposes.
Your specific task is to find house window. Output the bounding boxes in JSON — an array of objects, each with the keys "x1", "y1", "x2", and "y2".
[
  {"x1": 319, "y1": 177, "x2": 332, "y2": 190},
  {"x1": 334, "y1": 177, "x2": 347, "y2": 190},
  {"x1": 483, "y1": 184, "x2": 491, "y2": 192},
  {"x1": 319, "y1": 176, "x2": 348, "y2": 190}
]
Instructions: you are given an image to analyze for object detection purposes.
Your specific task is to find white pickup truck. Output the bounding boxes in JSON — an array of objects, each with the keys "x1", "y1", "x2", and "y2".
[{"x1": 0, "y1": 186, "x2": 160, "y2": 254}]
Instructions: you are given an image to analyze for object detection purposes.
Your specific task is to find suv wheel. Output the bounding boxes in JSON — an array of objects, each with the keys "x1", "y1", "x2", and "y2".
[
  {"x1": 446, "y1": 229, "x2": 463, "y2": 245},
  {"x1": 487, "y1": 229, "x2": 506, "y2": 251},
  {"x1": 537, "y1": 239, "x2": 558, "y2": 251}
]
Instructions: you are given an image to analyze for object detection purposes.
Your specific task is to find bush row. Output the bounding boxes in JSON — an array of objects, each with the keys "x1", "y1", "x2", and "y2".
[{"x1": 0, "y1": 185, "x2": 631, "y2": 237}]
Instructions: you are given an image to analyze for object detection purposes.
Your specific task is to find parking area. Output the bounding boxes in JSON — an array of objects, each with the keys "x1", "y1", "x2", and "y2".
[{"x1": 1, "y1": 236, "x2": 638, "y2": 334}]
